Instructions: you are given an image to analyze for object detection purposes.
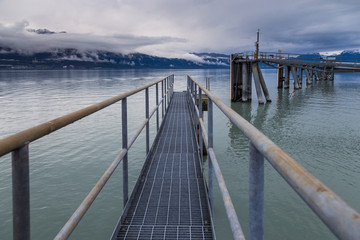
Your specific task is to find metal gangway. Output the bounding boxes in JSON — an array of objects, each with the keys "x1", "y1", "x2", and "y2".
[{"x1": 0, "y1": 75, "x2": 359, "y2": 240}]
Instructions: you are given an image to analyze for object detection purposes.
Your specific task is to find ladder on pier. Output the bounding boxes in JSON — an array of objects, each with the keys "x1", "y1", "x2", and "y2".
[{"x1": 111, "y1": 92, "x2": 214, "y2": 239}]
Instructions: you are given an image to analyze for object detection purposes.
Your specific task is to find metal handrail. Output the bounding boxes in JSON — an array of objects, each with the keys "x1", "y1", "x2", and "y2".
[
  {"x1": 187, "y1": 76, "x2": 246, "y2": 240},
  {"x1": 0, "y1": 75, "x2": 174, "y2": 240},
  {"x1": 187, "y1": 75, "x2": 360, "y2": 240}
]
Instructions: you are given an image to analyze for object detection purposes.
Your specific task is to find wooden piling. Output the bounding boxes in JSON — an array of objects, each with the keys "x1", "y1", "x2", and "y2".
[
  {"x1": 256, "y1": 63, "x2": 271, "y2": 102},
  {"x1": 284, "y1": 66, "x2": 290, "y2": 88},
  {"x1": 299, "y1": 68, "x2": 303, "y2": 86},
  {"x1": 252, "y1": 63, "x2": 265, "y2": 104},
  {"x1": 291, "y1": 66, "x2": 300, "y2": 89},
  {"x1": 247, "y1": 63, "x2": 252, "y2": 100},
  {"x1": 242, "y1": 62, "x2": 248, "y2": 102},
  {"x1": 277, "y1": 64, "x2": 283, "y2": 88},
  {"x1": 230, "y1": 54, "x2": 236, "y2": 101}
]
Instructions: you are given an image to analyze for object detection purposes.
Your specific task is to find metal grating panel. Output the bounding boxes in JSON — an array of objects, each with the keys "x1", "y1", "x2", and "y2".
[{"x1": 115, "y1": 92, "x2": 213, "y2": 239}]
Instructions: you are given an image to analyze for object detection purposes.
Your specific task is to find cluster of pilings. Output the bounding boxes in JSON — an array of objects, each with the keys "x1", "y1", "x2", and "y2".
[
  {"x1": 277, "y1": 65, "x2": 334, "y2": 89},
  {"x1": 230, "y1": 54, "x2": 271, "y2": 104}
]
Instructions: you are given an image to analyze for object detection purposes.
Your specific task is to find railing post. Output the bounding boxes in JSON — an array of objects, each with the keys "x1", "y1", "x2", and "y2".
[
  {"x1": 249, "y1": 142, "x2": 264, "y2": 240},
  {"x1": 161, "y1": 80, "x2": 164, "y2": 118},
  {"x1": 156, "y1": 83, "x2": 159, "y2": 132},
  {"x1": 145, "y1": 87, "x2": 150, "y2": 154},
  {"x1": 12, "y1": 144, "x2": 30, "y2": 240},
  {"x1": 199, "y1": 88, "x2": 203, "y2": 162},
  {"x1": 122, "y1": 98, "x2": 128, "y2": 208},
  {"x1": 164, "y1": 78, "x2": 167, "y2": 113},
  {"x1": 206, "y1": 77, "x2": 211, "y2": 91},
  {"x1": 208, "y1": 95, "x2": 214, "y2": 213},
  {"x1": 194, "y1": 84, "x2": 197, "y2": 131}
]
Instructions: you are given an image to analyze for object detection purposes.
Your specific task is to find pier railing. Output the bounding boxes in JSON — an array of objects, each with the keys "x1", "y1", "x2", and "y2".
[
  {"x1": 187, "y1": 75, "x2": 360, "y2": 240},
  {"x1": 236, "y1": 51, "x2": 360, "y2": 66},
  {"x1": 0, "y1": 75, "x2": 174, "y2": 240}
]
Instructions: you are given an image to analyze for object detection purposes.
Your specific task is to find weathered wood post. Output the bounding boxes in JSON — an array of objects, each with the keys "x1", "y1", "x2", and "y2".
[
  {"x1": 230, "y1": 54, "x2": 236, "y2": 101},
  {"x1": 277, "y1": 64, "x2": 283, "y2": 89},
  {"x1": 291, "y1": 66, "x2": 300, "y2": 89},
  {"x1": 247, "y1": 63, "x2": 252, "y2": 101},
  {"x1": 284, "y1": 66, "x2": 290, "y2": 88},
  {"x1": 310, "y1": 69, "x2": 314, "y2": 83},
  {"x1": 242, "y1": 62, "x2": 248, "y2": 102},
  {"x1": 252, "y1": 63, "x2": 265, "y2": 104},
  {"x1": 256, "y1": 63, "x2": 271, "y2": 102}
]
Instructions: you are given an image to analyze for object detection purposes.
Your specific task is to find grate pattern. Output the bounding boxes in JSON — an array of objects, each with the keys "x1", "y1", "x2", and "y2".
[{"x1": 115, "y1": 92, "x2": 213, "y2": 239}]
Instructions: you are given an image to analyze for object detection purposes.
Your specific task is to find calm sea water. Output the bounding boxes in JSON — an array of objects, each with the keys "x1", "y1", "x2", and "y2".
[{"x1": 0, "y1": 69, "x2": 359, "y2": 239}]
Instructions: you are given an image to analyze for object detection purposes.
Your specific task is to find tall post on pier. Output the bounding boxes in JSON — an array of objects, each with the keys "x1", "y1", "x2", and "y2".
[{"x1": 255, "y1": 29, "x2": 260, "y2": 59}]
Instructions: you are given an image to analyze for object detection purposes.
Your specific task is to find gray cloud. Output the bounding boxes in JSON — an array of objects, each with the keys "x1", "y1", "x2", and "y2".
[
  {"x1": 0, "y1": 0, "x2": 359, "y2": 57},
  {"x1": 0, "y1": 21, "x2": 185, "y2": 55}
]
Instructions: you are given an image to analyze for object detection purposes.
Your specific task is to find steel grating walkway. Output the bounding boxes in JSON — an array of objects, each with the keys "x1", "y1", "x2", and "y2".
[{"x1": 113, "y1": 92, "x2": 214, "y2": 240}]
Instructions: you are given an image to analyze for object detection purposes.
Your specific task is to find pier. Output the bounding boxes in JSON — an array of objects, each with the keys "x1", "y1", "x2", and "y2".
[
  {"x1": 230, "y1": 51, "x2": 360, "y2": 103},
  {"x1": 1, "y1": 74, "x2": 360, "y2": 240}
]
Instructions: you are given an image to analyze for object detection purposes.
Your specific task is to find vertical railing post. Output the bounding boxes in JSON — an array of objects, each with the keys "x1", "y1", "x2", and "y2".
[
  {"x1": 208, "y1": 95, "x2": 214, "y2": 213},
  {"x1": 156, "y1": 83, "x2": 159, "y2": 132},
  {"x1": 172, "y1": 75, "x2": 174, "y2": 98},
  {"x1": 199, "y1": 88, "x2": 203, "y2": 162},
  {"x1": 167, "y1": 76, "x2": 170, "y2": 106},
  {"x1": 12, "y1": 144, "x2": 30, "y2": 240},
  {"x1": 145, "y1": 87, "x2": 150, "y2": 154},
  {"x1": 122, "y1": 98, "x2": 128, "y2": 208},
  {"x1": 161, "y1": 80, "x2": 164, "y2": 118},
  {"x1": 249, "y1": 142, "x2": 264, "y2": 240},
  {"x1": 194, "y1": 84, "x2": 197, "y2": 132},
  {"x1": 164, "y1": 78, "x2": 167, "y2": 113}
]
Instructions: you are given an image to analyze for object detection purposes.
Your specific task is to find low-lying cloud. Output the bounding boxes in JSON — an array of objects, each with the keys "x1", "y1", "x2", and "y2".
[{"x1": 0, "y1": 20, "x2": 186, "y2": 55}]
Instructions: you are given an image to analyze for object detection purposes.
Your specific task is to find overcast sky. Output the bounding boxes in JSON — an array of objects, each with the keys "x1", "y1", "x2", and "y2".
[{"x1": 0, "y1": 0, "x2": 359, "y2": 58}]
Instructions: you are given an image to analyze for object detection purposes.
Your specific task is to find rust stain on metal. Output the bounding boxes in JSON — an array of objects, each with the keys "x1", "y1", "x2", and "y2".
[{"x1": 317, "y1": 186, "x2": 327, "y2": 193}]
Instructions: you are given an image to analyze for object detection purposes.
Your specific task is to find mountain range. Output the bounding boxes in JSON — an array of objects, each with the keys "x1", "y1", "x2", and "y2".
[
  {"x1": 1, "y1": 42, "x2": 360, "y2": 70},
  {"x1": 0, "y1": 46, "x2": 231, "y2": 70}
]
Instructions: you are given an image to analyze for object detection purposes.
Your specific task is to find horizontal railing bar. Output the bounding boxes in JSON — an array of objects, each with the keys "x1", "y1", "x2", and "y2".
[
  {"x1": 54, "y1": 148, "x2": 127, "y2": 240},
  {"x1": 0, "y1": 75, "x2": 172, "y2": 158},
  {"x1": 189, "y1": 76, "x2": 360, "y2": 240},
  {"x1": 208, "y1": 148, "x2": 246, "y2": 240}
]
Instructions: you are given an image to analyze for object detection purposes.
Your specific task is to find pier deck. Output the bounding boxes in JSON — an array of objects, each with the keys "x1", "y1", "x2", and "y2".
[{"x1": 112, "y1": 92, "x2": 214, "y2": 240}]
